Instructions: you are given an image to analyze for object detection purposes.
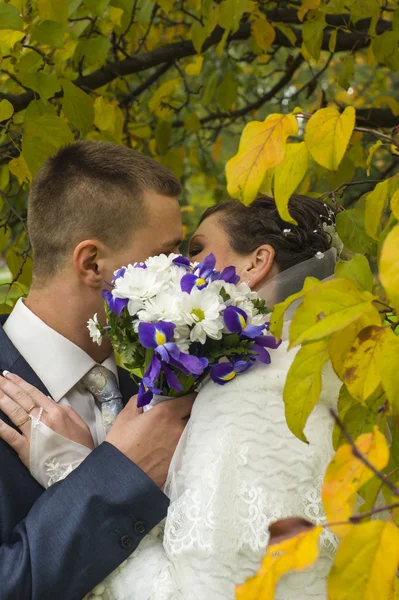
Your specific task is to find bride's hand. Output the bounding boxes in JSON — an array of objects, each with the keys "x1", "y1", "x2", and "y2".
[{"x1": 0, "y1": 372, "x2": 94, "y2": 469}]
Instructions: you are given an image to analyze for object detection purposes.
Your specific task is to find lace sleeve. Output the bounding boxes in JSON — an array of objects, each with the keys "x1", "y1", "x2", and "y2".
[{"x1": 30, "y1": 419, "x2": 92, "y2": 488}]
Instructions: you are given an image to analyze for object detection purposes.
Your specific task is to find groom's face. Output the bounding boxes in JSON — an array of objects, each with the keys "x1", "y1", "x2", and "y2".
[{"x1": 106, "y1": 190, "x2": 183, "y2": 277}]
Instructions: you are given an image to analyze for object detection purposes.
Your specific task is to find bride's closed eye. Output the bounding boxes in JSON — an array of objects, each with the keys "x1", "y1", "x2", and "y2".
[{"x1": 188, "y1": 245, "x2": 203, "y2": 258}]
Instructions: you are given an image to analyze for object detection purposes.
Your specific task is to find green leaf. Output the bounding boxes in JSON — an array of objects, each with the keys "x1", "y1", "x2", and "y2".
[
  {"x1": 274, "y1": 22, "x2": 297, "y2": 46},
  {"x1": 137, "y1": 0, "x2": 155, "y2": 25},
  {"x1": 0, "y1": 99, "x2": 14, "y2": 122},
  {"x1": 15, "y1": 50, "x2": 42, "y2": 74},
  {"x1": 74, "y1": 36, "x2": 111, "y2": 70},
  {"x1": 32, "y1": 20, "x2": 66, "y2": 49},
  {"x1": 37, "y1": 0, "x2": 68, "y2": 23},
  {"x1": 336, "y1": 208, "x2": 377, "y2": 255},
  {"x1": 218, "y1": 0, "x2": 246, "y2": 33},
  {"x1": 217, "y1": 72, "x2": 237, "y2": 111},
  {"x1": 302, "y1": 17, "x2": 326, "y2": 62},
  {"x1": 61, "y1": 80, "x2": 94, "y2": 134},
  {"x1": 334, "y1": 254, "x2": 373, "y2": 292},
  {"x1": 155, "y1": 119, "x2": 172, "y2": 154},
  {"x1": 283, "y1": 340, "x2": 330, "y2": 443},
  {"x1": 19, "y1": 72, "x2": 62, "y2": 101},
  {"x1": 6, "y1": 248, "x2": 33, "y2": 287},
  {"x1": 0, "y1": 3, "x2": 23, "y2": 31},
  {"x1": 183, "y1": 112, "x2": 201, "y2": 133},
  {"x1": 191, "y1": 22, "x2": 208, "y2": 54},
  {"x1": 25, "y1": 99, "x2": 57, "y2": 119},
  {"x1": 337, "y1": 55, "x2": 355, "y2": 90},
  {"x1": 22, "y1": 113, "x2": 74, "y2": 176},
  {"x1": 84, "y1": 0, "x2": 111, "y2": 17},
  {"x1": 201, "y1": 71, "x2": 218, "y2": 107},
  {"x1": 0, "y1": 164, "x2": 9, "y2": 191},
  {"x1": 372, "y1": 30, "x2": 399, "y2": 70}
]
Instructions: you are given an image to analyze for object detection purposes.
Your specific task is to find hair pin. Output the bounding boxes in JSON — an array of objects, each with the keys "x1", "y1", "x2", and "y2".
[
  {"x1": 315, "y1": 251, "x2": 324, "y2": 259},
  {"x1": 283, "y1": 228, "x2": 291, "y2": 236}
]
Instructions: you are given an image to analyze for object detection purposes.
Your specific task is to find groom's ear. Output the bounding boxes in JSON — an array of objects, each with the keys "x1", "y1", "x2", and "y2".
[
  {"x1": 73, "y1": 240, "x2": 106, "y2": 288},
  {"x1": 245, "y1": 244, "x2": 275, "y2": 288}
]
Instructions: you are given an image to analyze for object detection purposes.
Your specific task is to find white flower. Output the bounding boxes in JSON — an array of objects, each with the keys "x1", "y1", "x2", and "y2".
[
  {"x1": 174, "y1": 324, "x2": 191, "y2": 353},
  {"x1": 87, "y1": 314, "x2": 103, "y2": 345},
  {"x1": 181, "y1": 287, "x2": 225, "y2": 344},
  {"x1": 145, "y1": 253, "x2": 181, "y2": 272},
  {"x1": 137, "y1": 290, "x2": 183, "y2": 325},
  {"x1": 112, "y1": 266, "x2": 165, "y2": 316}
]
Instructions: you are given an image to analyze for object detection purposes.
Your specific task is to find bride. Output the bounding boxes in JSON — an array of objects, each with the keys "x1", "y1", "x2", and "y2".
[{"x1": 0, "y1": 194, "x2": 341, "y2": 600}]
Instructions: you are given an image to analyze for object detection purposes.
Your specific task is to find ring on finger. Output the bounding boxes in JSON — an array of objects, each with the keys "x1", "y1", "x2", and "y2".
[
  {"x1": 15, "y1": 416, "x2": 30, "y2": 428},
  {"x1": 27, "y1": 404, "x2": 36, "y2": 414}
]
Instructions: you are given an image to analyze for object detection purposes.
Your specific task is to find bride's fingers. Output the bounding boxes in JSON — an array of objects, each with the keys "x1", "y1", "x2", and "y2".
[
  {"x1": 0, "y1": 372, "x2": 54, "y2": 412},
  {"x1": 0, "y1": 386, "x2": 32, "y2": 433},
  {"x1": 0, "y1": 419, "x2": 30, "y2": 467}
]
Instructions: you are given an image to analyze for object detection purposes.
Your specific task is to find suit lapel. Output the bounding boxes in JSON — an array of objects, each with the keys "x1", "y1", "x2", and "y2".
[{"x1": 117, "y1": 366, "x2": 139, "y2": 406}]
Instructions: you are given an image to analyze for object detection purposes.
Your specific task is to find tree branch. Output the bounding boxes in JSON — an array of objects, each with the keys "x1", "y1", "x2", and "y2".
[
  {"x1": 1, "y1": 14, "x2": 392, "y2": 115},
  {"x1": 119, "y1": 61, "x2": 174, "y2": 107}
]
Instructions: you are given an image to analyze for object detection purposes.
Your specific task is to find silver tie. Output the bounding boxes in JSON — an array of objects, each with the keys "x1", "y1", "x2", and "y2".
[{"x1": 82, "y1": 366, "x2": 123, "y2": 434}]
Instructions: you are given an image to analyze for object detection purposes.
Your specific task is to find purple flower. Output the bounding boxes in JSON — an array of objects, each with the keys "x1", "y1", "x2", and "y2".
[
  {"x1": 181, "y1": 254, "x2": 217, "y2": 294},
  {"x1": 137, "y1": 383, "x2": 154, "y2": 407},
  {"x1": 223, "y1": 306, "x2": 265, "y2": 339},
  {"x1": 138, "y1": 321, "x2": 208, "y2": 379},
  {"x1": 138, "y1": 322, "x2": 176, "y2": 349},
  {"x1": 251, "y1": 335, "x2": 281, "y2": 364},
  {"x1": 102, "y1": 290, "x2": 128, "y2": 315},
  {"x1": 173, "y1": 255, "x2": 191, "y2": 269},
  {"x1": 113, "y1": 267, "x2": 127, "y2": 281},
  {"x1": 133, "y1": 262, "x2": 147, "y2": 269},
  {"x1": 211, "y1": 358, "x2": 253, "y2": 385},
  {"x1": 218, "y1": 266, "x2": 240, "y2": 285}
]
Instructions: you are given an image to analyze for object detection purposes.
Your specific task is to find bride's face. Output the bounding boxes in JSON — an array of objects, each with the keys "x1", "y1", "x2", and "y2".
[{"x1": 188, "y1": 214, "x2": 276, "y2": 287}]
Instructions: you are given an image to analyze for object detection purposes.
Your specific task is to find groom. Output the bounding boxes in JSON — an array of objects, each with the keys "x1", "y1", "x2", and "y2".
[{"x1": 0, "y1": 141, "x2": 193, "y2": 599}]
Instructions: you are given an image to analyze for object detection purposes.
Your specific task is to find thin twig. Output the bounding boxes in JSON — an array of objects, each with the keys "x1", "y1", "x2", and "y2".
[{"x1": 330, "y1": 409, "x2": 399, "y2": 497}]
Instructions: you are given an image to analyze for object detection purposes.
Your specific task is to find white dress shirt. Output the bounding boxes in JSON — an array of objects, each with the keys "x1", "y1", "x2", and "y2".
[{"x1": 3, "y1": 297, "x2": 118, "y2": 447}]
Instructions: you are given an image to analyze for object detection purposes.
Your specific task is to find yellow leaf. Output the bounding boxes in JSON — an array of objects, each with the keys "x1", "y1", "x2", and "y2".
[
  {"x1": 366, "y1": 139, "x2": 383, "y2": 176},
  {"x1": 298, "y1": 0, "x2": 321, "y2": 21},
  {"x1": 270, "y1": 277, "x2": 320, "y2": 341},
  {"x1": 8, "y1": 154, "x2": 31, "y2": 185},
  {"x1": 365, "y1": 179, "x2": 391, "y2": 240},
  {"x1": 22, "y1": 113, "x2": 74, "y2": 176},
  {"x1": 328, "y1": 521, "x2": 399, "y2": 599},
  {"x1": 328, "y1": 306, "x2": 381, "y2": 380},
  {"x1": 226, "y1": 113, "x2": 298, "y2": 205},
  {"x1": 322, "y1": 427, "x2": 389, "y2": 536},
  {"x1": 0, "y1": 30, "x2": 24, "y2": 52},
  {"x1": 343, "y1": 325, "x2": 388, "y2": 403},
  {"x1": 391, "y1": 188, "x2": 399, "y2": 220},
  {"x1": 379, "y1": 329, "x2": 399, "y2": 416},
  {"x1": 37, "y1": 0, "x2": 68, "y2": 23},
  {"x1": 283, "y1": 340, "x2": 329, "y2": 442},
  {"x1": 0, "y1": 99, "x2": 14, "y2": 122},
  {"x1": 274, "y1": 142, "x2": 309, "y2": 224},
  {"x1": 302, "y1": 16, "x2": 326, "y2": 62},
  {"x1": 148, "y1": 79, "x2": 179, "y2": 119},
  {"x1": 251, "y1": 17, "x2": 276, "y2": 53},
  {"x1": 212, "y1": 137, "x2": 223, "y2": 163},
  {"x1": 305, "y1": 106, "x2": 356, "y2": 171},
  {"x1": 184, "y1": 56, "x2": 204, "y2": 76},
  {"x1": 289, "y1": 278, "x2": 374, "y2": 348},
  {"x1": 236, "y1": 525, "x2": 322, "y2": 600},
  {"x1": 108, "y1": 6, "x2": 124, "y2": 27},
  {"x1": 258, "y1": 167, "x2": 274, "y2": 196},
  {"x1": 380, "y1": 224, "x2": 399, "y2": 315}
]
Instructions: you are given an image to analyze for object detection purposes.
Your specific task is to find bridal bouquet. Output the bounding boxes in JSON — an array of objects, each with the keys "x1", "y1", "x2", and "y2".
[{"x1": 88, "y1": 253, "x2": 278, "y2": 407}]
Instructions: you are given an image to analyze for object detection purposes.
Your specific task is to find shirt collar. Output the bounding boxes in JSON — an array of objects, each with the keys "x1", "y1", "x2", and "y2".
[{"x1": 3, "y1": 298, "x2": 117, "y2": 402}]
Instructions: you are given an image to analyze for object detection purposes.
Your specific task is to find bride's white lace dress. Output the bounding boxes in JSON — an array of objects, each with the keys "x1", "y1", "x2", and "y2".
[{"x1": 92, "y1": 341, "x2": 340, "y2": 600}]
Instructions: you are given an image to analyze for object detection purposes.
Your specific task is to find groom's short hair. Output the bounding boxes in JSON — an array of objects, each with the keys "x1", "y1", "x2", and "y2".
[{"x1": 28, "y1": 140, "x2": 182, "y2": 282}]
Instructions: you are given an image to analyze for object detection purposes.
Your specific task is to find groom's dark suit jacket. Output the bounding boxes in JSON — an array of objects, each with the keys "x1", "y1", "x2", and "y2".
[{"x1": 0, "y1": 315, "x2": 169, "y2": 600}]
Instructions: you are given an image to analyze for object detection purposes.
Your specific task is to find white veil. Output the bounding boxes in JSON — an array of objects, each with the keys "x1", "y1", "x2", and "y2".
[{"x1": 257, "y1": 247, "x2": 337, "y2": 320}]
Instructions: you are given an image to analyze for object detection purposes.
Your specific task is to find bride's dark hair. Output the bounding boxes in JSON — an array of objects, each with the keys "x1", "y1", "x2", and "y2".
[{"x1": 199, "y1": 194, "x2": 335, "y2": 271}]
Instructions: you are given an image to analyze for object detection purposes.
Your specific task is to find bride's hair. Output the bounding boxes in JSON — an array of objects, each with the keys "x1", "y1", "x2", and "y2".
[{"x1": 199, "y1": 194, "x2": 335, "y2": 271}]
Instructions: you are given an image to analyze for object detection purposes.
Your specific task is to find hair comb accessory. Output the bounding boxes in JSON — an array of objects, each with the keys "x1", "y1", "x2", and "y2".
[{"x1": 282, "y1": 228, "x2": 291, "y2": 236}]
